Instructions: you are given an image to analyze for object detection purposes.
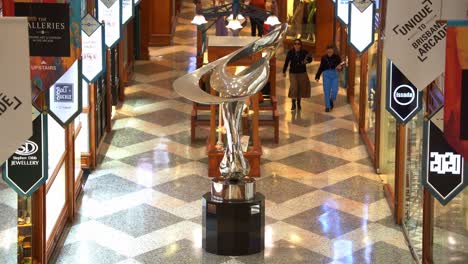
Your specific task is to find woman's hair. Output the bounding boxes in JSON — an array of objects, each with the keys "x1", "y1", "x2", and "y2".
[
  {"x1": 292, "y1": 39, "x2": 303, "y2": 49},
  {"x1": 326, "y1": 44, "x2": 340, "y2": 56}
]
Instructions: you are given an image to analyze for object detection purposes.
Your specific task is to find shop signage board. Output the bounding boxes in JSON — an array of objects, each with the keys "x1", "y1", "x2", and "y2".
[
  {"x1": 385, "y1": 0, "x2": 446, "y2": 91},
  {"x1": 97, "y1": 0, "x2": 122, "y2": 49},
  {"x1": 0, "y1": 17, "x2": 32, "y2": 165},
  {"x1": 348, "y1": 0, "x2": 375, "y2": 54},
  {"x1": 2, "y1": 112, "x2": 48, "y2": 197},
  {"x1": 386, "y1": 62, "x2": 422, "y2": 124},
  {"x1": 336, "y1": 0, "x2": 351, "y2": 25},
  {"x1": 122, "y1": 0, "x2": 134, "y2": 24},
  {"x1": 422, "y1": 107, "x2": 467, "y2": 205},
  {"x1": 47, "y1": 60, "x2": 82, "y2": 127},
  {"x1": 82, "y1": 14, "x2": 106, "y2": 83},
  {"x1": 14, "y1": 1, "x2": 81, "y2": 92},
  {"x1": 444, "y1": 21, "x2": 468, "y2": 159}
]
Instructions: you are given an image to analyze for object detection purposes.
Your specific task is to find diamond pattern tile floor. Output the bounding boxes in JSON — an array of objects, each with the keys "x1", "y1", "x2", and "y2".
[{"x1": 48, "y1": 1, "x2": 416, "y2": 263}]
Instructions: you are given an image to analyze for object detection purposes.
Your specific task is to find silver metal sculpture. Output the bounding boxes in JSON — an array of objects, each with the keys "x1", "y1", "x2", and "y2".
[{"x1": 173, "y1": 24, "x2": 287, "y2": 201}]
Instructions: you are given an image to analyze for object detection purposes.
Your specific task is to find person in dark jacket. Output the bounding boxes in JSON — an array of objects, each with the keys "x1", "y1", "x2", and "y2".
[
  {"x1": 315, "y1": 44, "x2": 343, "y2": 112},
  {"x1": 283, "y1": 39, "x2": 313, "y2": 111}
]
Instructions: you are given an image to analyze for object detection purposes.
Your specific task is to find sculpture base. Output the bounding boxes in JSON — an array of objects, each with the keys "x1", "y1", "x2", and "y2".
[
  {"x1": 202, "y1": 192, "x2": 265, "y2": 256},
  {"x1": 211, "y1": 177, "x2": 255, "y2": 201}
]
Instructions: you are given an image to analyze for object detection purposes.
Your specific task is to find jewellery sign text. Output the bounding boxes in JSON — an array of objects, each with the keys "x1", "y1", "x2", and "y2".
[{"x1": 385, "y1": 0, "x2": 446, "y2": 91}]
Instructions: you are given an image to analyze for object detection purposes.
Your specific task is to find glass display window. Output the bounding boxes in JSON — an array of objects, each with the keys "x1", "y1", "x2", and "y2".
[
  {"x1": 286, "y1": 0, "x2": 316, "y2": 44},
  {"x1": 46, "y1": 163, "x2": 66, "y2": 240},
  {"x1": 364, "y1": 40, "x2": 378, "y2": 145}
]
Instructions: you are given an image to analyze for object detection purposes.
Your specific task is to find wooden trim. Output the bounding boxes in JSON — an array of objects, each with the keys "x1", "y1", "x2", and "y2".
[
  {"x1": 86, "y1": 0, "x2": 95, "y2": 14},
  {"x1": 89, "y1": 83, "x2": 97, "y2": 169},
  {"x1": 96, "y1": 131, "x2": 108, "y2": 156},
  {"x1": 106, "y1": 49, "x2": 112, "y2": 133},
  {"x1": 359, "y1": 51, "x2": 369, "y2": 134},
  {"x1": 139, "y1": 0, "x2": 150, "y2": 60},
  {"x1": 360, "y1": 126, "x2": 376, "y2": 163},
  {"x1": 65, "y1": 122, "x2": 75, "y2": 222},
  {"x1": 82, "y1": 107, "x2": 89, "y2": 114},
  {"x1": 74, "y1": 169, "x2": 84, "y2": 201},
  {"x1": 45, "y1": 152, "x2": 67, "y2": 194},
  {"x1": 32, "y1": 184, "x2": 46, "y2": 264},
  {"x1": 45, "y1": 206, "x2": 68, "y2": 262},
  {"x1": 384, "y1": 183, "x2": 395, "y2": 213},
  {"x1": 347, "y1": 47, "x2": 356, "y2": 103},
  {"x1": 118, "y1": 37, "x2": 125, "y2": 102},
  {"x1": 422, "y1": 188, "x2": 434, "y2": 264},
  {"x1": 81, "y1": 152, "x2": 92, "y2": 169},
  {"x1": 394, "y1": 123, "x2": 406, "y2": 225},
  {"x1": 74, "y1": 122, "x2": 82, "y2": 139}
]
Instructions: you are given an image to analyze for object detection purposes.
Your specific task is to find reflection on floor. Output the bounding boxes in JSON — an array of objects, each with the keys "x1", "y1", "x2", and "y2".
[{"x1": 50, "y1": 1, "x2": 414, "y2": 263}]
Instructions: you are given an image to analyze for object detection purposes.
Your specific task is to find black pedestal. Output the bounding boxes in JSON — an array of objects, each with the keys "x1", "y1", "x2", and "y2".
[{"x1": 202, "y1": 192, "x2": 265, "y2": 256}]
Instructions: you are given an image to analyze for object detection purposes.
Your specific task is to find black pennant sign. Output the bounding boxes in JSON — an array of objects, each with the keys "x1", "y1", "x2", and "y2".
[
  {"x1": 422, "y1": 107, "x2": 467, "y2": 205},
  {"x1": 2, "y1": 113, "x2": 48, "y2": 197}
]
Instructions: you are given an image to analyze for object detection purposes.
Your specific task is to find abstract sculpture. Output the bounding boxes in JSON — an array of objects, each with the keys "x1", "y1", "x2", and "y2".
[{"x1": 173, "y1": 24, "x2": 287, "y2": 202}]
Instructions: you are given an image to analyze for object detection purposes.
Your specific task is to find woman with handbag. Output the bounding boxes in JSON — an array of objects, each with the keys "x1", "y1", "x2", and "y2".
[
  {"x1": 315, "y1": 44, "x2": 344, "y2": 112},
  {"x1": 283, "y1": 39, "x2": 313, "y2": 111}
]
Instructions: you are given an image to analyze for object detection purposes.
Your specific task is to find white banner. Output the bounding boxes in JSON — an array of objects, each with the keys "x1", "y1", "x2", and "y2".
[
  {"x1": 48, "y1": 60, "x2": 82, "y2": 126},
  {"x1": 440, "y1": 0, "x2": 468, "y2": 20},
  {"x1": 97, "y1": 0, "x2": 121, "y2": 48},
  {"x1": 336, "y1": 0, "x2": 351, "y2": 25},
  {"x1": 82, "y1": 14, "x2": 105, "y2": 82},
  {"x1": 385, "y1": 0, "x2": 446, "y2": 91},
  {"x1": 122, "y1": 0, "x2": 134, "y2": 24},
  {"x1": 348, "y1": 1, "x2": 375, "y2": 54},
  {"x1": 0, "y1": 18, "x2": 32, "y2": 165}
]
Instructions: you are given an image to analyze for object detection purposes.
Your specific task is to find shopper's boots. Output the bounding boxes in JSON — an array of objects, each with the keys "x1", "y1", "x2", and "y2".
[
  {"x1": 330, "y1": 99, "x2": 334, "y2": 109},
  {"x1": 291, "y1": 99, "x2": 296, "y2": 110},
  {"x1": 297, "y1": 99, "x2": 302, "y2": 110}
]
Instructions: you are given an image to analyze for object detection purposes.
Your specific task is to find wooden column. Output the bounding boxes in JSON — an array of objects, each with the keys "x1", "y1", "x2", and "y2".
[
  {"x1": 347, "y1": 47, "x2": 356, "y2": 103},
  {"x1": 143, "y1": 0, "x2": 174, "y2": 46},
  {"x1": 139, "y1": 0, "x2": 150, "y2": 59},
  {"x1": 32, "y1": 185, "x2": 46, "y2": 264},
  {"x1": 422, "y1": 188, "x2": 434, "y2": 264},
  {"x1": 315, "y1": 0, "x2": 334, "y2": 60},
  {"x1": 359, "y1": 51, "x2": 368, "y2": 131},
  {"x1": 88, "y1": 83, "x2": 97, "y2": 169},
  {"x1": 105, "y1": 49, "x2": 112, "y2": 132},
  {"x1": 394, "y1": 123, "x2": 406, "y2": 225},
  {"x1": 65, "y1": 122, "x2": 75, "y2": 222},
  {"x1": 277, "y1": 0, "x2": 287, "y2": 23}
]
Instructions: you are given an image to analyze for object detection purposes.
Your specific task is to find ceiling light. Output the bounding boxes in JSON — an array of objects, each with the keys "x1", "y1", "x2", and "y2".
[
  {"x1": 264, "y1": 15, "x2": 281, "y2": 26},
  {"x1": 191, "y1": 14, "x2": 208, "y2": 25},
  {"x1": 226, "y1": 19, "x2": 243, "y2": 30}
]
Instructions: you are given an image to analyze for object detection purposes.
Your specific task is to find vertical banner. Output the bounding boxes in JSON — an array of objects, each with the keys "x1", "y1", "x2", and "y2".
[
  {"x1": 0, "y1": 17, "x2": 32, "y2": 165},
  {"x1": 385, "y1": 0, "x2": 446, "y2": 91},
  {"x1": 122, "y1": 0, "x2": 134, "y2": 24},
  {"x1": 97, "y1": 0, "x2": 122, "y2": 48},
  {"x1": 47, "y1": 60, "x2": 82, "y2": 127},
  {"x1": 82, "y1": 14, "x2": 106, "y2": 83},
  {"x1": 2, "y1": 112, "x2": 48, "y2": 197},
  {"x1": 386, "y1": 61, "x2": 423, "y2": 123},
  {"x1": 348, "y1": 0, "x2": 375, "y2": 54},
  {"x1": 14, "y1": 1, "x2": 81, "y2": 92},
  {"x1": 336, "y1": 0, "x2": 351, "y2": 25},
  {"x1": 444, "y1": 21, "x2": 468, "y2": 158},
  {"x1": 422, "y1": 107, "x2": 466, "y2": 205}
]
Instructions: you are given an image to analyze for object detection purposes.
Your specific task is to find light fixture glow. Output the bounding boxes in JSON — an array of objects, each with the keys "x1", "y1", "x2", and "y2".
[
  {"x1": 227, "y1": 13, "x2": 245, "y2": 21},
  {"x1": 191, "y1": 14, "x2": 208, "y2": 25},
  {"x1": 226, "y1": 19, "x2": 243, "y2": 30},
  {"x1": 264, "y1": 15, "x2": 281, "y2": 26}
]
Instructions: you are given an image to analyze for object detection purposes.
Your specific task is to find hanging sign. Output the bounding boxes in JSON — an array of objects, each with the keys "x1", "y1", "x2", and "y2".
[
  {"x1": 386, "y1": 61, "x2": 422, "y2": 123},
  {"x1": 444, "y1": 21, "x2": 468, "y2": 158},
  {"x1": 422, "y1": 107, "x2": 467, "y2": 205},
  {"x1": 0, "y1": 17, "x2": 32, "y2": 165},
  {"x1": 122, "y1": 0, "x2": 134, "y2": 24},
  {"x1": 440, "y1": 0, "x2": 468, "y2": 20},
  {"x1": 14, "y1": 1, "x2": 81, "y2": 92},
  {"x1": 348, "y1": 0, "x2": 375, "y2": 54},
  {"x1": 82, "y1": 14, "x2": 106, "y2": 83},
  {"x1": 2, "y1": 112, "x2": 48, "y2": 197},
  {"x1": 336, "y1": 0, "x2": 351, "y2": 25},
  {"x1": 385, "y1": 0, "x2": 446, "y2": 91},
  {"x1": 135, "y1": 0, "x2": 142, "y2": 5},
  {"x1": 97, "y1": 0, "x2": 122, "y2": 48},
  {"x1": 47, "y1": 60, "x2": 82, "y2": 127}
]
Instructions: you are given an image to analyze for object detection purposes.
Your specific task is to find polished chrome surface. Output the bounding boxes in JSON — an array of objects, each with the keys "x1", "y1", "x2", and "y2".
[
  {"x1": 173, "y1": 24, "x2": 287, "y2": 184},
  {"x1": 211, "y1": 177, "x2": 256, "y2": 201}
]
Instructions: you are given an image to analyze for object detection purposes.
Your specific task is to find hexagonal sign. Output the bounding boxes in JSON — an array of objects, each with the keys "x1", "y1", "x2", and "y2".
[
  {"x1": 82, "y1": 14, "x2": 106, "y2": 83},
  {"x1": 97, "y1": 0, "x2": 122, "y2": 49},
  {"x1": 2, "y1": 112, "x2": 48, "y2": 197},
  {"x1": 46, "y1": 60, "x2": 82, "y2": 127},
  {"x1": 336, "y1": 0, "x2": 351, "y2": 25},
  {"x1": 386, "y1": 61, "x2": 422, "y2": 124},
  {"x1": 348, "y1": 0, "x2": 376, "y2": 54},
  {"x1": 422, "y1": 107, "x2": 467, "y2": 206},
  {"x1": 0, "y1": 17, "x2": 32, "y2": 165}
]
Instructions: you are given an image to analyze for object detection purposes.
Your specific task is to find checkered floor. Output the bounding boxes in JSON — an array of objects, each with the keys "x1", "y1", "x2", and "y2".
[{"x1": 0, "y1": 1, "x2": 420, "y2": 264}]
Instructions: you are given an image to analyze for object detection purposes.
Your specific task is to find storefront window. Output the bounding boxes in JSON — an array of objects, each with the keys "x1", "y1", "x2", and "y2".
[
  {"x1": 403, "y1": 100, "x2": 426, "y2": 262},
  {"x1": 353, "y1": 55, "x2": 361, "y2": 117},
  {"x1": 365, "y1": 40, "x2": 378, "y2": 145},
  {"x1": 432, "y1": 188, "x2": 468, "y2": 263},
  {"x1": 286, "y1": 0, "x2": 316, "y2": 45},
  {"x1": 46, "y1": 163, "x2": 66, "y2": 240},
  {"x1": 0, "y1": 171, "x2": 18, "y2": 264}
]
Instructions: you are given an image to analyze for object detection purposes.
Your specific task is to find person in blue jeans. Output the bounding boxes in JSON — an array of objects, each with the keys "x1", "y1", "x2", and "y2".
[{"x1": 315, "y1": 45, "x2": 343, "y2": 112}]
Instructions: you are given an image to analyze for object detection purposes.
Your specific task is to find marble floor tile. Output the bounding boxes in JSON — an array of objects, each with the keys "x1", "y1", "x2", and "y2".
[
  {"x1": 153, "y1": 175, "x2": 212, "y2": 202},
  {"x1": 256, "y1": 175, "x2": 316, "y2": 204},
  {"x1": 83, "y1": 173, "x2": 146, "y2": 202},
  {"x1": 53, "y1": 241, "x2": 126, "y2": 264},
  {"x1": 322, "y1": 176, "x2": 385, "y2": 204},
  {"x1": 278, "y1": 150, "x2": 350, "y2": 174}
]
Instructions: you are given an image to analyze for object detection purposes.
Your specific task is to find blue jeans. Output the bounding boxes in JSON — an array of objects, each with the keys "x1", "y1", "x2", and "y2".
[{"x1": 323, "y1": 69, "x2": 339, "y2": 108}]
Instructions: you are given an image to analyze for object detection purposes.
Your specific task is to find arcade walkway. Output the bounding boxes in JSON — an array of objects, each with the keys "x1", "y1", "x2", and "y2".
[{"x1": 50, "y1": 1, "x2": 414, "y2": 263}]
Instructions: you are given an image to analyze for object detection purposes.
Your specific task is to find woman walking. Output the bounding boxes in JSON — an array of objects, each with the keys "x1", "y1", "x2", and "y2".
[
  {"x1": 283, "y1": 39, "x2": 313, "y2": 111},
  {"x1": 315, "y1": 44, "x2": 343, "y2": 112}
]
